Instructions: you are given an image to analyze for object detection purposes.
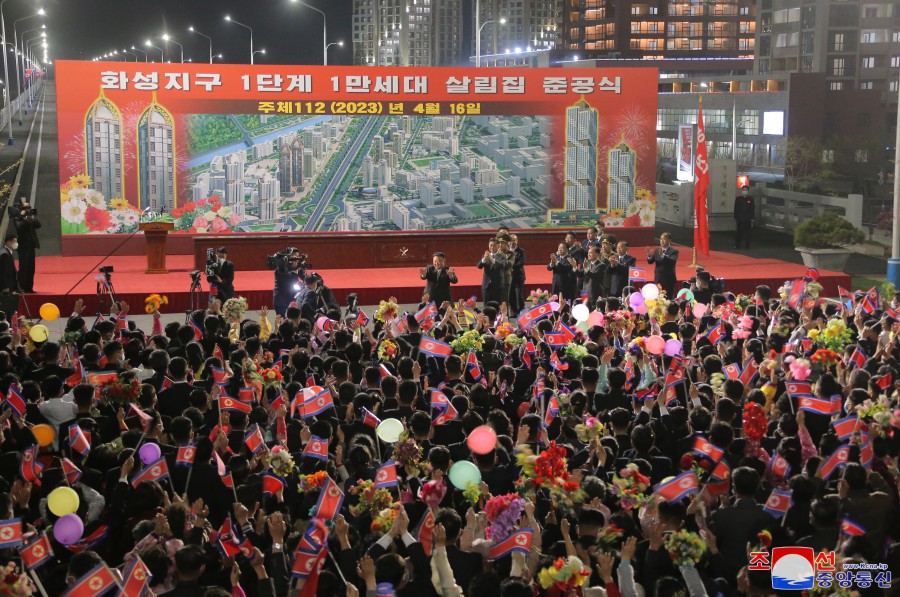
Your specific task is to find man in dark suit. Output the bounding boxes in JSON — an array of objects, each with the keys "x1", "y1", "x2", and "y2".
[
  {"x1": 609, "y1": 241, "x2": 637, "y2": 298},
  {"x1": 581, "y1": 226, "x2": 600, "y2": 254},
  {"x1": 11, "y1": 198, "x2": 39, "y2": 293},
  {"x1": 581, "y1": 245, "x2": 606, "y2": 305},
  {"x1": 156, "y1": 358, "x2": 196, "y2": 420},
  {"x1": 0, "y1": 235, "x2": 18, "y2": 316},
  {"x1": 207, "y1": 246, "x2": 234, "y2": 301},
  {"x1": 548, "y1": 242, "x2": 578, "y2": 302},
  {"x1": 708, "y1": 467, "x2": 774, "y2": 576},
  {"x1": 419, "y1": 252, "x2": 458, "y2": 306},
  {"x1": 508, "y1": 233, "x2": 526, "y2": 316},
  {"x1": 733, "y1": 185, "x2": 755, "y2": 249},
  {"x1": 565, "y1": 231, "x2": 585, "y2": 264},
  {"x1": 476, "y1": 238, "x2": 506, "y2": 305},
  {"x1": 435, "y1": 508, "x2": 483, "y2": 596},
  {"x1": 647, "y1": 232, "x2": 679, "y2": 298}
]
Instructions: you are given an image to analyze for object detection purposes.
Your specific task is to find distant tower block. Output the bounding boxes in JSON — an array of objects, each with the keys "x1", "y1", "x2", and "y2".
[
  {"x1": 564, "y1": 98, "x2": 598, "y2": 212},
  {"x1": 137, "y1": 94, "x2": 178, "y2": 212},
  {"x1": 291, "y1": 138, "x2": 304, "y2": 191},
  {"x1": 279, "y1": 141, "x2": 293, "y2": 196},
  {"x1": 84, "y1": 89, "x2": 124, "y2": 201},
  {"x1": 608, "y1": 138, "x2": 636, "y2": 212}
]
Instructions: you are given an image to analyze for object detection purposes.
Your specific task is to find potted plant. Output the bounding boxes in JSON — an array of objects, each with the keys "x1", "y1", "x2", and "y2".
[{"x1": 793, "y1": 212, "x2": 864, "y2": 271}]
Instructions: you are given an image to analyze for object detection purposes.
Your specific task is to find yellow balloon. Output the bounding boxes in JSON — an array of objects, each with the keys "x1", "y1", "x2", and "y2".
[
  {"x1": 47, "y1": 486, "x2": 79, "y2": 517},
  {"x1": 31, "y1": 424, "x2": 54, "y2": 447},
  {"x1": 29, "y1": 325, "x2": 49, "y2": 343},
  {"x1": 39, "y1": 303, "x2": 60, "y2": 321}
]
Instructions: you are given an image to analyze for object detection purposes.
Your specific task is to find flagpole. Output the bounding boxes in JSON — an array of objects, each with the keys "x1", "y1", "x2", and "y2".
[
  {"x1": 326, "y1": 549, "x2": 348, "y2": 584},
  {"x1": 182, "y1": 465, "x2": 194, "y2": 501},
  {"x1": 28, "y1": 569, "x2": 48, "y2": 597}
]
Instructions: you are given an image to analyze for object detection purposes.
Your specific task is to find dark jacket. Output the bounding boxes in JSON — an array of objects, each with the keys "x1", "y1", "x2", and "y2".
[
  {"x1": 477, "y1": 253, "x2": 507, "y2": 304},
  {"x1": 511, "y1": 247, "x2": 526, "y2": 284},
  {"x1": 647, "y1": 246, "x2": 679, "y2": 296},
  {"x1": 548, "y1": 255, "x2": 578, "y2": 301},
  {"x1": 211, "y1": 260, "x2": 235, "y2": 301},
  {"x1": 734, "y1": 194, "x2": 755, "y2": 222},
  {"x1": 708, "y1": 498, "x2": 774, "y2": 574},
  {"x1": 609, "y1": 252, "x2": 636, "y2": 297},
  {"x1": 421, "y1": 265, "x2": 458, "y2": 306},
  {"x1": 0, "y1": 247, "x2": 16, "y2": 292},
  {"x1": 13, "y1": 214, "x2": 40, "y2": 250},
  {"x1": 581, "y1": 258, "x2": 606, "y2": 304}
]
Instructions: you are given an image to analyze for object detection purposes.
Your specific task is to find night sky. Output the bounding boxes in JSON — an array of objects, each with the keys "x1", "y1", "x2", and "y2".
[{"x1": 32, "y1": 0, "x2": 359, "y2": 66}]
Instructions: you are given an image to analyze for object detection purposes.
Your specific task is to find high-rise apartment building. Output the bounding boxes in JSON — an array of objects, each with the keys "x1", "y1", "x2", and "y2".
[
  {"x1": 352, "y1": 0, "x2": 462, "y2": 66},
  {"x1": 475, "y1": 0, "x2": 562, "y2": 56},
  {"x1": 562, "y1": 0, "x2": 756, "y2": 58},
  {"x1": 85, "y1": 90, "x2": 124, "y2": 201},
  {"x1": 564, "y1": 99, "x2": 598, "y2": 212},
  {"x1": 137, "y1": 97, "x2": 177, "y2": 212}
]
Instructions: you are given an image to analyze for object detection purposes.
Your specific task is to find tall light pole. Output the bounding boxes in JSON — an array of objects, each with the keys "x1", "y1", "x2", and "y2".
[
  {"x1": 13, "y1": 10, "x2": 42, "y2": 123},
  {"x1": 188, "y1": 26, "x2": 213, "y2": 64},
  {"x1": 0, "y1": 0, "x2": 18, "y2": 144},
  {"x1": 131, "y1": 45, "x2": 147, "y2": 62},
  {"x1": 122, "y1": 48, "x2": 136, "y2": 61},
  {"x1": 145, "y1": 40, "x2": 164, "y2": 62},
  {"x1": 889, "y1": 68, "x2": 900, "y2": 288},
  {"x1": 224, "y1": 16, "x2": 253, "y2": 64},
  {"x1": 476, "y1": 17, "x2": 505, "y2": 67},
  {"x1": 325, "y1": 40, "x2": 343, "y2": 64},
  {"x1": 253, "y1": 48, "x2": 266, "y2": 62},
  {"x1": 161, "y1": 34, "x2": 184, "y2": 62},
  {"x1": 290, "y1": 1, "x2": 327, "y2": 66},
  {"x1": 731, "y1": 98, "x2": 753, "y2": 163}
]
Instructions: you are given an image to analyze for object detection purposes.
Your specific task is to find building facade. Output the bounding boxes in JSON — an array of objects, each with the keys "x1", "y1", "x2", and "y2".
[
  {"x1": 85, "y1": 91, "x2": 124, "y2": 202},
  {"x1": 352, "y1": 0, "x2": 462, "y2": 66},
  {"x1": 475, "y1": 0, "x2": 562, "y2": 57},
  {"x1": 137, "y1": 97, "x2": 177, "y2": 212},
  {"x1": 564, "y1": 99, "x2": 599, "y2": 212}
]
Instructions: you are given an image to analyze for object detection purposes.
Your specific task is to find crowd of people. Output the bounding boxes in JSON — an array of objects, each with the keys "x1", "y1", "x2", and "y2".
[{"x1": 0, "y1": 237, "x2": 898, "y2": 597}]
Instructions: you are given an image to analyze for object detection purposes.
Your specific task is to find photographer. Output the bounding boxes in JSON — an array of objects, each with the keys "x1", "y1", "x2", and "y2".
[
  {"x1": 10, "y1": 197, "x2": 40, "y2": 293},
  {"x1": 207, "y1": 246, "x2": 234, "y2": 302},
  {"x1": 272, "y1": 248, "x2": 308, "y2": 317},
  {"x1": 293, "y1": 274, "x2": 322, "y2": 322}
]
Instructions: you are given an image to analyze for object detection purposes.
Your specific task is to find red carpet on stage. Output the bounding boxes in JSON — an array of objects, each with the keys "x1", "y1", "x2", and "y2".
[{"x1": 25, "y1": 248, "x2": 850, "y2": 316}]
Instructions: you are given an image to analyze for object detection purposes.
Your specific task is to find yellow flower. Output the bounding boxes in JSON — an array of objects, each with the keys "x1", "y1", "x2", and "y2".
[
  {"x1": 68, "y1": 173, "x2": 92, "y2": 189},
  {"x1": 109, "y1": 198, "x2": 130, "y2": 211},
  {"x1": 807, "y1": 329, "x2": 819, "y2": 340},
  {"x1": 636, "y1": 188, "x2": 655, "y2": 202}
]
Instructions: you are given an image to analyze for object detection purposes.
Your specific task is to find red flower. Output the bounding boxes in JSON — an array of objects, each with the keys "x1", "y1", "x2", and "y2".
[
  {"x1": 171, "y1": 207, "x2": 184, "y2": 218},
  {"x1": 183, "y1": 201, "x2": 196, "y2": 213},
  {"x1": 210, "y1": 201, "x2": 223, "y2": 213},
  {"x1": 698, "y1": 459, "x2": 713, "y2": 471},
  {"x1": 563, "y1": 481, "x2": 579, "y2": 492},
  {"x1": 680, "y1": 453, "x2": 695, "y2": 471},
  {"x1": 208, "y1": 195, "x2": 220, "y2": 204},
  {"x1": 84, "y1": 206, "x2": 112, "y2": 231},
  {"x1": 622, "y1": 213, "x2": 642, "y2": 227}
]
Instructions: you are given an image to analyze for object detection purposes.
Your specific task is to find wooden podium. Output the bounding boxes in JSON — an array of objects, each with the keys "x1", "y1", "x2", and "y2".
[{"x1": 139, "y1": 221, "x2": 175, "y2": 274}]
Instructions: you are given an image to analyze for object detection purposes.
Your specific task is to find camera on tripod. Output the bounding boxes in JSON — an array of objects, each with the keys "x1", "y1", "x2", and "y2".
[
  {"x1": 99, "y1": 266, "x2": 114, "y2": 274},
  {"x1": 205, "y1": 248, "x2": 220, "y2": 278},
  {"x1": 267, "y1": 248, "x2": 309, "y2": 272}
]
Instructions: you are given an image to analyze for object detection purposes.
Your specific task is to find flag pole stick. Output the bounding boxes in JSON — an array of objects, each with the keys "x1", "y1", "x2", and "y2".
[
  {"x1": 28, "y1": 569, "x2": 48, "y2": 597},
  {"x1": 688, "y1": 246, "x2": 700, "y2": 268},
  {"x1": 327, "y1": 549, "x2": 348, "y2": 584},
  {"x1": 183, "y1": 465, "x2": 194, "y2": 501}
]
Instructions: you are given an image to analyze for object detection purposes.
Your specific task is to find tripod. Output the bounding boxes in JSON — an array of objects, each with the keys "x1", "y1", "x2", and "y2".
[
  {"x1": 95, "y1": 271, "x2": 119, "y2": 328},
  {"x1": 186, "y1": 273, "x2": 205, "y2": 324}
]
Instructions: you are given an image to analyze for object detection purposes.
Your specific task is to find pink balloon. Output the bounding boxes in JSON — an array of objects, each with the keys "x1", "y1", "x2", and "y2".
[
  {"x1": 645, "y1": 335, "x2": 666, "y2": 355},
  {"x1": 629, "y1": 292, "x2": 645, "y2": 308},
  {"x1": 664, "y1": 339, "x2": 683, "y2": 357},
  {"x1": 634, "y1": 302, "x2": 648, "y2": 315},
  {"x1": 587, "y1": 311, "x2": 605, "y2": 327},
  {"x1": 466, "y1": 425, "x2": 498, "y2": 455},
  {"x1": 692, "y1": 303, "x2": 708, "y2": 319},
  {"x1": 53, "y1": 514, "x2": 84, "y2": 546},
  {"x1": 139, "y1": 442, "x2": 161, "y2": 465}
]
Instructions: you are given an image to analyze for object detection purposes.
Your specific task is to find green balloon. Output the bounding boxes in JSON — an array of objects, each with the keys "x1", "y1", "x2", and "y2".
[{"x1": 448, "y1": 460, "x2": 481, "y2": 489}]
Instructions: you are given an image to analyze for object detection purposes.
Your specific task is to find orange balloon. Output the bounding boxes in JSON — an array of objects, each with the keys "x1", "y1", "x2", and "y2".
[{"x1": 32, "y1": 424, "x2": 54, "y2": 447}]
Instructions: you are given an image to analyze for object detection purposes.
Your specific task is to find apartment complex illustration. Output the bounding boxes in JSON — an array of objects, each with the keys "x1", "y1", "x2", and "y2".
[
  {"x1": 85, "y1": 90, "x2": 124, "y2": 200},
  {"x1": 608, "y1": 139, "x2": 636, "y2": 211},
  {"x1": 137, "y1": 95, "x2": 177, "y2": 212},
  {"x1": 564, "y1": 99, "x2": 598, "y2": 212}
]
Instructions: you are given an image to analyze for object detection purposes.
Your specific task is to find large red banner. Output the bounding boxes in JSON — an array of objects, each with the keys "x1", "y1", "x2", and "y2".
[{"x1": 56, "y1": 61, "x2": 658, "y2": 236}]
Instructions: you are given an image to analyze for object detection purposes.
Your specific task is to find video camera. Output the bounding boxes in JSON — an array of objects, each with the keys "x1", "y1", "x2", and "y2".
[
  {"x1": 205, "y1": 248, "x2": 219, "y2": 277},
  {"x1": 267, "y1": 248, "x2": 309, "y2": 272},
  {"x1": 99, "y1": 266, "x2": 114, "y2": 274},
  {"x1": 684, "y1": 267, "x2": 725, "y2": 294}
]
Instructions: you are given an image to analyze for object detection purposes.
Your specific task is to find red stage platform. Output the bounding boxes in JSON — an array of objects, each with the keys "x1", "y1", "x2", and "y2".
[{"x1": 23, "y1": 247, "x2": 849, "y2": 316}]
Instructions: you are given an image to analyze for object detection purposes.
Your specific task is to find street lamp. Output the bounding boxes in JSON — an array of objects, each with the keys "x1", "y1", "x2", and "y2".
[
  {"x1": 130, "y1": 45, "x2": 148, "y2": 61},
  {"x1": 213, "y1": 53, "x2": 224, "y2": 61},
  {"x1": 0, "y1": 0, "x2": 19, "y2": 144},
  {"x1": 122, "y1": 48, "x2": 136, "y2": 61},
  {"x1": 145, "y1": 39, "x2": 164, "y2": 62},
  {"x1": 325, "y1": 40, "x2": 343, "y2": 63},
  {"x1": 12, "y1": 10, "x2": 43, "y2": 123},
  {"x1": 475, "y1": 0, "x2": 506, "y2": 68},
  {"x1": 224, "y1": 16, "x2": 254, "y2": 64},
  {"x1": 188, "y1": 26, "x2": 213, "y2": 64},
  {"x1": 161, "y1": 34, "x2": 184, "y2": 63},
  {"x1": 476, "y1": 17, "x2": 505, "y2": 66},
  {"x1": 253, "y1": 48, "x2": 266, "y2": 61},
  {"x1": 290, "y1": 0, "x2": 327, "y2": 66}
]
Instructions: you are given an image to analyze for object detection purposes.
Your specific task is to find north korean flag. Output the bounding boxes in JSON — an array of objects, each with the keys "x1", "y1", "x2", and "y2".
[
  {"x1": 430, "y1": 388, "x2": 450, "y2": 411},
  {"x1": 376, "y1": 584, "x2": 398, "y2": 597},
  {"x1": 120, "y1": 556, "x2": 152, "y2": 597},
  {"x1": 62, "y1": 563, "x2": 118, "y2": 597},
  {"x1": 291, "y1": 547, "x2": 325, "y2": 580},
  {"x1": 220, "y1": 396, "x2": 253, "y2": 414},
  {"x1": 838, "y1": 286, "x2": 855, "y2": 312},
  {"x1": 160, "y1": 376, "x2": 174, "y2": 391},
  {"x1": 840, "y1": 517, "x2": 866, "y2": 537},
  {"x1": 66, "y1": 353, "x2": 86, "y2": 387},
  {"x1": 189, "y1": 319, "x2": 204, "y2": 340},
  {"x1": 298, "y1": 518, "x2": 330, "y2": 553},
  {"x1": 302, "y1": 435, "x2": 329, "y2": 461},
  {"x1": 550, "y1": 351, "x2": 569, "y2": 371},
  {"x1": 635, "y1": 387, "x2": 658, "y2": 403},
  {"x1": 692, "y1": 437, "x2": 725, "y2": 462},
  {"x1": 262, "y1": 472, "x2": 286, "y2": 498},
  {"x1": 0, "y1": 518, "x2": 23, "y2": 549},
  {"x1": 238, "y1": 387, "x2": 256, "y2": 403},
  {"x1": 876, "y1": 372, "x2": 894, "y2": 390},
  {"x1": 3, "y1": 385, "x2": 26, "y2": 417},
  {"x1": 543, "y1": 395, "x2": 560, "y2": 428},
  {"x1": 556, "y1": 320, "x2": 577, "y2": 341},
  {"x1": 128, "y1": 402, "x2": 153, "y2": 430},
  {"x1": 312, "y1": 475, "x2": 344, "y2": 521},
  {"x1": 215, "y1": 518, "x2": 242, "y2": 558},
  {"x1": 270, "y1": 391, "x2": 287, "y2": 411},
  {"x1": 65, "y1": 525, "x2": 110, "y2": 555},
  {"x1": 543, "y1": 332, "x2": 568, "y2": 348},
  {"x1": 19, "y1": 531, "x2": 53, "y2": 570},
  {"x1": 664, "y1": 368, "x2": 685, "y2": 405},
  {"x1": 213, "y1": 343, "x2": 224, "y2": 361},
  {"x1": 767, "y1": 451, "x2": 791, "y2": 481},
  {"x1": 654, "y1": 471, "x2": 699, "y2": 502},
  {"x1": 785, "y1": 279, "x2": 806, "y2": 310},
  {"x1": 211, "y1": 367, "x2": 229, "y2": 385},
  {"x1": 819, "y1": 445, "x2": 850, "y2": 480},
  {"x1": 130, "y1": 457, "x2": 170, "y2": 488},
  {"x1": 433, "y1": 401, "x2": 458, "y2": 426},
  {"x1": 214, "y1": 451, "x2": 234, "y2": 488},
  {"x1": 798, "y1": 396, "x2": 840, "y2": 416},
  {"x1": 704, "y1": 322, "x2": 725, "y2": 345},
  {"x1": 860, "y1": 287, "x2": 879, "y2": 314},
  {"x1": 415, "y1": 302, "x2": 438, "y2": 323},
  {"x1": 859, "y1": 438, "x2": 874, "y2": 468},
  {"x1": 786, "y1": 381, "x2": 814, "y2": 399},
  {"x1": 763, "y1": 488, "x2": 792, "y2": 519},
  {"x1": 20, "y1": 446, "x2": 43, "y2": 484},
  {"x1": 629, "y1": 267, "x2": 646, "y2": 283},
  {"x1": 706, "y1": 459, "x2": 731, "y2": 494},
  {"x1": 847, "y1": 346, "x2": 867, "y2": 369},
  {"x1": 374, "y1": 461, "x2": 399, "y2": 489},
  {"x1": 300, "y1": 386, "x2": 334, "y2": 418},
  {"x1": 488, "y1": 528, "x2": 533, "y2": 560},
  {"x1": 416, "y1": 509, "x2": 436, "y2": 556},
  {"x1": 61, "y1": 457, "x2": 83, "y2": 485},
  {"x1": 361, "y1": 407, "x2": 381, "y2": 429},
  {"x1": 68, "y1": 423, "x2": 91, "y2": 457},
  {"x1": 517, "y1": 302, "x2": 554, "y2": 329},
  {"x1": 466, "y1": 351, "x2": 483, "y2": 382},
  {"x1": 244, "y1": 425, "x2": 266, "y2": 454},
  {"x1": 739, "y1": 358, "x2": 759, "y2": 387},
  {"x1": 356, "y1": 309, "x2": 370, "y2": 327},
  {"x1": 832, "y1": 416, "x2": 863, "y2": 441},
  {"x1": 176, "y1": 443, "x2": 197, "y2": 467},
  {"x1": 722, "y1": 362, "x2": 741, "y2": 381},
  {"x1": 418, "y1": 336, "x2": 453, "y2": 358}
]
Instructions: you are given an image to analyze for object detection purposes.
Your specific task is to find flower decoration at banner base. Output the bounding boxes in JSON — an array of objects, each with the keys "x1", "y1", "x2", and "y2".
[
  {"x1": 375, "y1": 299, "x2": 399, "y2": 324},
  {"x1": 600, "y1": 209, "x2": 626, "y2": 227},
  {"x1": 537, "y1": 556, "x2": 591, "y2": 592},
  {"x1": 144, "y1": 293, "x2": 169, "y2": 314},
  {"x1": 451, "y1": 329, "x2": 484, "y2": 354},
  {"x1": 625, "y1": 191, "x2": 656, "y2": 228},
  {"x1": 611, "y1": 463, "x2": 650, "y2": 511},
  {"x1": 222, "y1": 297, "x2": 248, "y2": 324},
  {"x1": 664, "y1": 529, "x2": 706, "y2": 567},
  {"x1": 574, "y1": 417, "x2": 603, "y2": 444},
  {"x1": 60, "y1": 174, "x2": 144, "y2": 235},
  {"x1": 377, "y1": 339, "x2": 399, "y2": 362},
  {"x1": 268, "y1": 446, "x2": 297, "y2": 479},
  {"x1": 528, "y1": 289, "x2": 555, "y2": 306},
  {"x1": 392, "y1": 432, "x2": 428, "y2": 476},
  {"x1": 102, "y1": 378, "x2": 141, "y2": 410},
  {"x1": 171, "y1": 196, "x2": 241, "y2": 234},
  {"x1": 484, "y1": 493, "x2": 527, "y2": 542},
  {"x1": 595, "y1": 524, "x2": 625, "y2": 553},
  {"x1": 516, "y1": 441, "x2": 586, "y2": 508}
]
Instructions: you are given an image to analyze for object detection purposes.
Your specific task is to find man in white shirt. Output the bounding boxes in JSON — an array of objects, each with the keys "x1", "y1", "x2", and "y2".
[{"x1": 37, "y1": 375, "x2": 77, "y2": 434}]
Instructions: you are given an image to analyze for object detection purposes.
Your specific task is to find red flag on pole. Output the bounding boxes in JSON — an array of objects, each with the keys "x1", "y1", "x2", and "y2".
[{"x1": 693, "y1": 98, "x2": 710, "y2": 257}]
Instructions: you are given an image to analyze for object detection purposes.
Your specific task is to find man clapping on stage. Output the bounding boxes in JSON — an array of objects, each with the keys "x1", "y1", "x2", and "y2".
[{"x1": 420, "y1": 251, "x2": 458, "y2": 307}]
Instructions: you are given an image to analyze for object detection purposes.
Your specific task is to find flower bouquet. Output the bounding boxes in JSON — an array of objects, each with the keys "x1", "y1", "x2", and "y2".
[
  {"x1": 462, "y1": 483, "x2": 483, "y2": 507},
  {"x1": 0, "y1": 562, "x2": 36, "y2": 596},
  {"x1": 222, "y1": 297, "x2": 249, "y2": 324},
  {"x1": 259, "y1": 367, "x2": 284, "y2": 390},
  {"x1": 646, "y1": 295, "x2": 670, "y2": 323},
  {"x1": 371, "y1": 506, "x2": 401, "y2": 534},
  {"x1": 297, "y1": 470, "x2": 328, "y2": 492},
  {"x1": 528, "y1": 288, "x2": 555, "y2": 306},
  {"x1": 495, "y1": 322, "x2": 515, "y2": 340},
  {"x1": 392, "y1": 432, "x2": 427, "y2": 476},
  {"x1": 348, "y1": 479, "x2": 397, "y2": 519},
  {"x1": 268, "y1": 446, "x2": 296, "y2": 478},
  {"x1": 819, "y1": 319, "x2": 854, "y2": 353},
  {"x1": 605, "y1": 310, "x2": 634, "y2": 335},
  {"x1": 564, "y1": 343, "x2": 588, "y2": 361},
  {"x1": 664, "y1": 529, "x2": 706, "y2": 567},
  {"x1": 538, "y1": 556, "x2": 591, "y2": 592},
  {"x1": 574, "y1": 417, "x2": 603, "y2": 444},
  {"x1": 515, "y1": 442, "x2": 586, "y2": 508},
  {"x1": 144, "y1": 293, "x2": 168, "y2": 314},
  {"x1": 420, "y1": 479, "x2": 448, "y2": 510},
  {"x1": 503, "y1": 334, "x2": 526, "y2": 349},
  {"x1": 103, "y1": 378, "x2": 141, "y2": 409},
  {"x1": 811, "y1": 348, "x2": 842, "y2": 368},
  {"x1": 788, "y1": 358, "x2": 812, "y2": 381},
  {"x1": 484, "y1": 493, "x2": 527, "y2": 542},
  {"x1": 377, "y1": 339, "x2": 399, "y2": 362},
  {"x1": 611, "y1": 463, "x2": 650, "y2": 511},
  {"x1": 451, "y1": 330, "x2": 484, "y2": 354},
  {"x1": 595, "y1": 524, "x2": 625, "y2": 552},
  {"x1": 856, "y1": 398, "x2": 891, "y2": 425},
  {"x1": 375, "y1": 299, "x2": 399, "y2": 323}
]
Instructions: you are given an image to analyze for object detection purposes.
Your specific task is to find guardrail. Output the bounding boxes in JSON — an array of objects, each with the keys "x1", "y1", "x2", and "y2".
[{"x1": 0, "y1": 81, "x2": 43, "y2": 135}]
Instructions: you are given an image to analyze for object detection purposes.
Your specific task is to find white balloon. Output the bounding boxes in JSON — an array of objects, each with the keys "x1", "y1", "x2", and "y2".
[
  {"x1": 572, "y1": 303, "x2": 590, "y2": 322},
  {"x1": 641, "y1": 283, "x2": 660, "y2": 301}
]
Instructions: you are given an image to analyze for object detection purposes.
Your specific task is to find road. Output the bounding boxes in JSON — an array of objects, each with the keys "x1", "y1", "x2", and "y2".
[{"x1": 303, "y1": 117, "x2": 381, "y2": 232}]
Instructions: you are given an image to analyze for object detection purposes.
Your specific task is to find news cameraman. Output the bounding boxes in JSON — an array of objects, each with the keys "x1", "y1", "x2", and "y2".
[
  {"x1": 10, "y1": 197, "x2": 40, "y2": 293},
  {"x1": 207, "y1": 246, "x2": 235, "y2": 302},
  {"x1": 293, "y1": 274, "x2": 322, "y2": 322},
  {"x1": 272, "y1": 248, "x2": 308, "y2": 316}
]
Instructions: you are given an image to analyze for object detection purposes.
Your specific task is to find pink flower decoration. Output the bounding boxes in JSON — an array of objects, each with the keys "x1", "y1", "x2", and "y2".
[
  {"x1": 739, "y1": 316, "x2": 754, "y2": 329},
  {"x1": 732, "y1": 329, "x2": 751, "y2": 339},
  {"x1": 789, "y1": 358, "x2": 811, "y2": 381},
  {"x1": 211, "y1": 216, "x2": 230, "y2": 233},
  {"x1": 229, "y1": 213, "x2": 242, "y2": 226},
  {"x1": 192, "y1": 215, "x2": 207, "y2": 229}
]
